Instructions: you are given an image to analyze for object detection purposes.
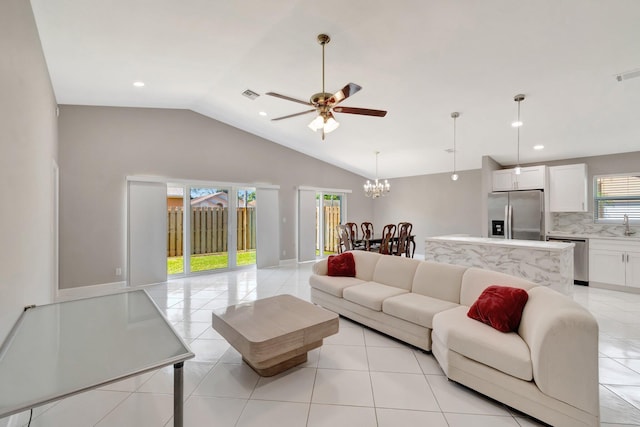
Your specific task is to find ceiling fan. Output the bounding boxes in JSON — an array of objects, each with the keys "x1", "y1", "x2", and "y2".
[{"x1": 266, "y1": 33, "x2": 387, "y2": 140}]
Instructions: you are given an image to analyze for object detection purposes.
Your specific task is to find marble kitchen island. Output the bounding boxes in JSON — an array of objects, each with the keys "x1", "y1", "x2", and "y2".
[{"x1": 424, "y1": 236, "x2": 574, "y2": 294}]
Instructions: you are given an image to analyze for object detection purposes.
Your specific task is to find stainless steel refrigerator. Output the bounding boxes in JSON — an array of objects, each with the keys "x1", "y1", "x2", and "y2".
[{"x1": 488, "y1": 190, "x2": 544, "y2": 241}]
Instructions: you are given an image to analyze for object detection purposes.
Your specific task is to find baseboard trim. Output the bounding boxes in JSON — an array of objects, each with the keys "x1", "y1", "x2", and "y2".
[
  {"x1": 589, "y1": 281, "x2": 640, "y2": 294},
  {"x1": 55, "y1": 281, "x2": 127, "y2": 302}
]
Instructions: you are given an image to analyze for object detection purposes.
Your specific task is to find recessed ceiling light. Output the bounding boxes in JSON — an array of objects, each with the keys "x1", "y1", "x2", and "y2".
[
  {"x1": 511, "y1": 121, "x2": 523, "y2": 128},
  {"x1": 533, "y1": 144, "x2": 544, "y2": 150},
  {"x1": 259, "y1": 111, "x2": 267, "y2": 116},
  {"x1": 133, "y1": 81, "x2": 145, "y2": 87}
]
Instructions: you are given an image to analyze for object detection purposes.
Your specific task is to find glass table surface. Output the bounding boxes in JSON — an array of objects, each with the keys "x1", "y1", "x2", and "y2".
[{"x1": 0, "y1": 290, "x2": 194, "y2": 419}]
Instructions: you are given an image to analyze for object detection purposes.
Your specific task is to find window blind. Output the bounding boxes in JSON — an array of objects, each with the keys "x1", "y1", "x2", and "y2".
[{"x1": 594, "y1": 174, "x2": 640, "y2": 222}]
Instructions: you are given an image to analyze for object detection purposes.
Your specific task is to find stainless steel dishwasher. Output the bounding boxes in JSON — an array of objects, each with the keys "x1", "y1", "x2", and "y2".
[{"x1": 547, "y1": 236, "x2": 589, "y2": 285}]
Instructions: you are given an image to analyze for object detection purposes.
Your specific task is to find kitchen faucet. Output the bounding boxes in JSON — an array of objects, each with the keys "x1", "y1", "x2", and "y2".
[{"x1": 623, "y1": 214, "x2": 636, "y2": 236}]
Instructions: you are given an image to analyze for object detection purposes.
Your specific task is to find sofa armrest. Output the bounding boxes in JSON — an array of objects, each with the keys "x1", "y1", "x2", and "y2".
[
  {"x1": 312, "y1": 259, "x2": 328, "y2": 276},
  {"x1": 518, "y1": 287, "x2": 599, "y2": 417}
]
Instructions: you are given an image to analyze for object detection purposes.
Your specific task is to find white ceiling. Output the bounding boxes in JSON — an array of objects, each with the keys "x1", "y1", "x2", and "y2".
[{"x1": 30, "y1": 0, "x2": 640, "y2": 179}]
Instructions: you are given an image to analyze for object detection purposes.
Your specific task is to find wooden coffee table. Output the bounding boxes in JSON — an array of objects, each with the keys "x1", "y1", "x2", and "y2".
[{"x1": 212, "y1": 294, "x2": 339, "y2": 376}]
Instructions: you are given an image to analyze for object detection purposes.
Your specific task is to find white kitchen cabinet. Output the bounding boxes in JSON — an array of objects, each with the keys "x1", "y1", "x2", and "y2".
[
  {"x1": 549, "y1": 164, "x2": 588, "y2": 212},
  {"x1": 492, "y1": 169, "x2": 515, "y2": 191},
  {"x1": 627, "y1": 252, "x2": 640, "y2": 288},
  {"x1": 589, "y1": 239, "x2": 640, "y2": 288},
  {"x1": 492, "y1": 166, "x2": 545, "y2": 191}
]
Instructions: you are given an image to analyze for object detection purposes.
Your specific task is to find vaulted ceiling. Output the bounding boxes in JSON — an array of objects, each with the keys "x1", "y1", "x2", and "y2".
[{"x1": 30, "y1": 0, "x2": 640, "y2": 179}]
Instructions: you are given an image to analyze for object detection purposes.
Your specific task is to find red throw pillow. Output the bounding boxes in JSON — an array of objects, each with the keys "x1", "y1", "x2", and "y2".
[
  {"x1": 327, "y1": 252, "x2": 356, "y2": 277},
  {"x1": 467, "y1": 285, "x2": 529, "y2": 333}
]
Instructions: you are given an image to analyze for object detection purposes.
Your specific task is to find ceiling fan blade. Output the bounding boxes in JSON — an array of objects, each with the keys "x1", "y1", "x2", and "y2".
[
  {"x1": 329, "y1": 83, "x2": 362, "y2": 105},
  {"x1": 333, "y1": 106, "x2": 387, "y2": 117},
  {"x1": 266, "y1": 92, "x2": 313, "y2": 106},
  {"x1": 271, "y1": 109, "x2": 317, "y2": 121}
]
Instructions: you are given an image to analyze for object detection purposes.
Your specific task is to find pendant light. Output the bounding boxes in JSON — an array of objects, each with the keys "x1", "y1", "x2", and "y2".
[
  {"x1": 450, "y1": 112, "x2": 460, "y2": 181},
  {"x1": 364, "y1": 151, "x2": 390, "y2": 198},
  {"x1": 512, "y1": 94, "x2": 525, "y2": 175}
]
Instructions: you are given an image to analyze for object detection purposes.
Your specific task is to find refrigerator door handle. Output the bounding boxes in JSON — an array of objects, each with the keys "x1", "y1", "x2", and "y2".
[
  {"x1": 508, "y1": 204, "x2": 513, "y2": 239},
  {"x1": 504, "y1": 205, "x2": 511, "y2": 239}
]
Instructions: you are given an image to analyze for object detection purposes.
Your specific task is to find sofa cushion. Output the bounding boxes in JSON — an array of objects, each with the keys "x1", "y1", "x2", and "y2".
[
  {"x1": 460, "y1": 267, "x2": 537, "y2": 307},
  {"x1": 327, "y1": 252, "x2": 356, "y2": 277},
  {"x1": 309, "y1": 274, "x2": 364, "y2": 297},
  {"x1": 343, "y1": 282, "x2": 408, "y2": 311},
  {"x1": 433, "y1": 306, "x2": 533, "y2": 381},
  {"x1": 467, "y1": 285, "x2": 529, "y2": 332},
  {"x1": 372, "y1": 256, "x2": 421, "y2": 291},
  {"x1": 382, "y1": 293, "x2": 459, "y2": 328},
  {"x1": 412, "y1": 261, "x2": 467, "y2": 303},
  {"x1": 350, "y1": 250, "x2": 383, "y2": 281}
]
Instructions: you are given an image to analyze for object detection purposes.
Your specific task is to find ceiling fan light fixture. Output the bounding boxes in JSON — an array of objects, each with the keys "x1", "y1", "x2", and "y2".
[
  {"x1": 267, "y1": 33, "x2": 386, "y2": 139},
  {"x1": 308, "y1": 115, "x2": 324, "y2": 131},
  {"x1": 324, "y1": 116, "x2": 340, "y2": 133}
]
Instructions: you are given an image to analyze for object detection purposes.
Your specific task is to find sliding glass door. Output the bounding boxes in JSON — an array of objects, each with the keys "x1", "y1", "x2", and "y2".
[
  {"x1": 320, "y1": 193, "x2": 343, "y2": 255},
  {"x1": 189, "y1": 186, "x2": 229, "y2": 273},
  {"x1": 298, "y1": 187, "x2": 348, "y2": 261},
  {"x1": 236, "y1": 188, "x2": 256, "y2": 267},
  {"x1": 166, "y1": 183, "x2": 265, "y2": 276}
]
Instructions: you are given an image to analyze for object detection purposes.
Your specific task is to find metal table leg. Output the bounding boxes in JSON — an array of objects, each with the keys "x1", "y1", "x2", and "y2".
[{"x1": 174, "y1": 362, "x2": 184, "y2": 427}]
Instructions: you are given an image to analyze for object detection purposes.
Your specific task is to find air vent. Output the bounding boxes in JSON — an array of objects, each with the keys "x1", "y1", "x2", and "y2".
[
  {"x1": 616, "y1": 68, "x2": 640, "y2": 82},
  {"x1": 242, "y1": 89, "x2": 260, "y2": 100}
]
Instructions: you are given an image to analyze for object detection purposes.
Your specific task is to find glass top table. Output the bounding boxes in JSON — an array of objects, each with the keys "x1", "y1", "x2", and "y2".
[{"x1": 0, "y1": 290, "x2": 194, "y2": 426}]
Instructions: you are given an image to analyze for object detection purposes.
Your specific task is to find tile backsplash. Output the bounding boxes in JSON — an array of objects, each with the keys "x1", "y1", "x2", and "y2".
[{"x1": 552, "y1": 212, "x2": 637, "y2": 237}]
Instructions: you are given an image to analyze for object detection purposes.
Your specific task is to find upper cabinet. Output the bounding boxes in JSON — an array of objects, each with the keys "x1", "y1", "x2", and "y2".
[
  {"x1": 549, "y1": 163, "x2": 588, "y2": 212},
  {"x1": 492, "y1": 166, "x2": 545, "y2": 191}
]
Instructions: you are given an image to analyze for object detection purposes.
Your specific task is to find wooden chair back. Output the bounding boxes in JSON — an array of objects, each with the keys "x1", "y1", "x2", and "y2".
[
  {"x1": 361, "y1": 222, "x2": 374, "y2": 240},
  {"x1": 346, "y1": 222, "x2": 365, "y2": 250},
  {"x1": 361, "y1": 222, "x2": 374, "y2": 250},
  {"x1": 379, "y1": 224, "x2": 396, "y2": 255},
  {"x1": 336, "y1": 224, "x2": 353, "y2": 253},
  {"x1": 395, "y1": 222, "x2": 413, "y2": 256}
]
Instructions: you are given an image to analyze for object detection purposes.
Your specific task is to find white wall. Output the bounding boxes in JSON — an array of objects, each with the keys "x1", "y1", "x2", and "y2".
[
  {"x1": 0, "y1": 0, "x2": 58, "y2": 340},
  {"x1": 373, "y1": 169, "x2": 483, "y2": 257},
  {"x1": 58, "y1": 106, "x2": 373, "y2": 288}
]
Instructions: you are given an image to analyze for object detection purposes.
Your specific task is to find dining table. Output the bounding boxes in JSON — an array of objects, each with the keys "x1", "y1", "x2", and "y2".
[{"x1": 354, "y1": 234, "x2": 416, "y2": 258}]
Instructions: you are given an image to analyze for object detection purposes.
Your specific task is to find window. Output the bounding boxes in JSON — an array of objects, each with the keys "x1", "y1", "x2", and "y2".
[{"x1": 594, "y1": 174, "x2": 640, "y2": 223}]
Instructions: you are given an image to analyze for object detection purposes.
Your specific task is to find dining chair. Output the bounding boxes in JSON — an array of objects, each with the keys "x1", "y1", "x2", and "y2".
[
  {"x1": 394, "y1": 222, "x2": 413, "y2": 256},
  {"x1": 336, "y1": 224, "x2": 353, "y2": 254},
  {"x1": 346, "y1": 222, "x2": 365, "y2": 250},
  {"x1": 361, "y1": 222, "x2": 374, "y2": 251},
  {"x1": 379, "y1": 224, "x2": 396, "y2": 255}
]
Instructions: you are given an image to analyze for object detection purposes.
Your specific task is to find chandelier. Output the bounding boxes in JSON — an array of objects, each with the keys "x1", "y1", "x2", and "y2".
[{"x1": 364, "y1": 151, "x2": 390, "y2": 198}]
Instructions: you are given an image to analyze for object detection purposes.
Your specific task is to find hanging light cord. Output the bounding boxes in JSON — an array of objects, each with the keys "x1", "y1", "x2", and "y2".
[
  {"x1": 453, "y1": 115, "x2": 457, "y2": 173},
  {"x1": 516, "y1": 99, "x2": 521, "y2": 166},
  {"x1": 321, "y1": 39, "x2": 325, "y2": 95}
]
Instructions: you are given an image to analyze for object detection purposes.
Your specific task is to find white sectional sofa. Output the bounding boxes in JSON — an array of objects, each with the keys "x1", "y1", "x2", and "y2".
[{"x1": 310, "y1": 250, "x2": 599, "y2": 427}]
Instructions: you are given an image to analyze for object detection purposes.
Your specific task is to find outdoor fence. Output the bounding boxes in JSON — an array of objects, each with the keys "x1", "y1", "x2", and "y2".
[
  {"x1": 319, "y1": 205, "x2": 341, "y2": 253},
  {"x1": 167, "y1": 207, "x2": 256, "y2": 257}
]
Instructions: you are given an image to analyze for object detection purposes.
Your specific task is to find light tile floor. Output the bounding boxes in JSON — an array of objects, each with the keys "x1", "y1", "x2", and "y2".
[{"x1": 5, "y1": 262, "x2": 640, "y2": 426}]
